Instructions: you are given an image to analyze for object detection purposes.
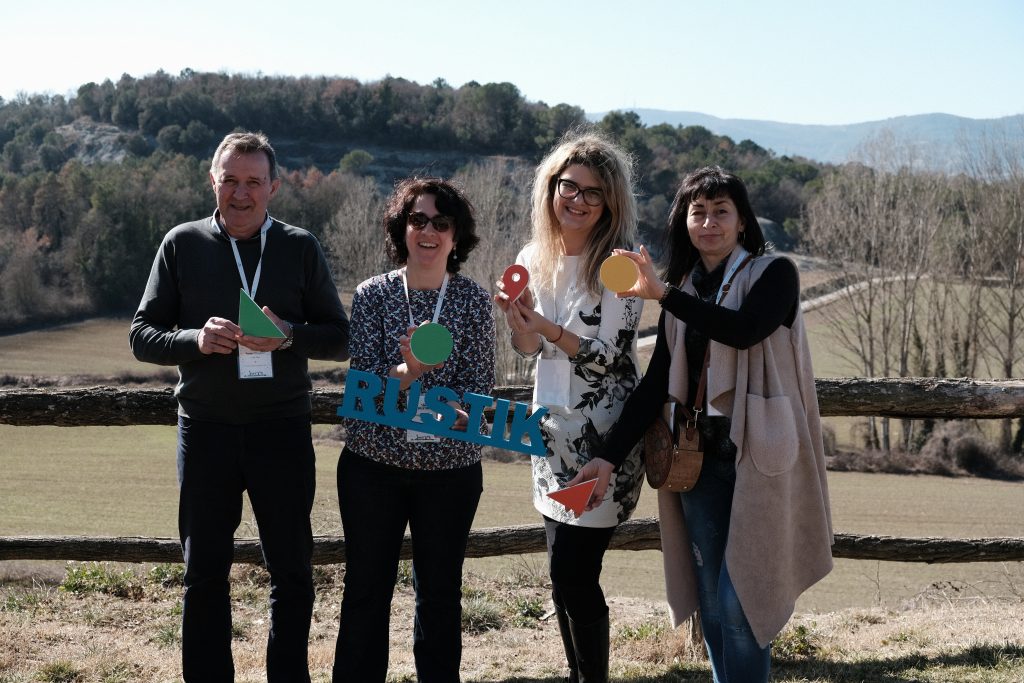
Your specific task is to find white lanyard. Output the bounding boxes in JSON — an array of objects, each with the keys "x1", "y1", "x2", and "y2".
[
  {"x1": 225, "y1": 215, "x2": 273, "y2": 300},
  {"x1": 401, "y1": 269, "x2": 449, "y2": 327},
  {"x1": 716, "y1": 246, "x2": 750, "y2": 304},
  {"x1": 552, "y1": 255, "x2": 579, "y2": 327}
]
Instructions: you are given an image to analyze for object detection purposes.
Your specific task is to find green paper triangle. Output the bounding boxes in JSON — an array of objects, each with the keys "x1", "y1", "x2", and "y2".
[{"x1": 238, "y1": 289, "x2": 286, "y2": 338}]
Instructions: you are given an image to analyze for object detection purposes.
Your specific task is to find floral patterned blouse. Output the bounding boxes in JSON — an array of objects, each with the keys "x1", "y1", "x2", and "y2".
[
  {"x1": 344, "y1": 269, "x2": 496, "y2": 470},
  {"x1": 514, "y1": 244, "x2": 645, "y2": 528}
]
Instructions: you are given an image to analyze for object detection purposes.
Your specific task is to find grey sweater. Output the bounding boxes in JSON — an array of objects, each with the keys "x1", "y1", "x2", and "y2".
[{"x1": 130, "y1": 215, "x2": 349, "y2": 424}]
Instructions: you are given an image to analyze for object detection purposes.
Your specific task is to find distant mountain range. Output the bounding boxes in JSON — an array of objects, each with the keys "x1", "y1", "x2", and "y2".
[{"x1": 587, "y1": 109, "x2": 1024, "y2": 167}]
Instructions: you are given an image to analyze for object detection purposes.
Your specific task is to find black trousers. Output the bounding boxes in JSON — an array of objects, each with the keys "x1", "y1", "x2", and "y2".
[
  {"x1": 543, "y1": 516, "x2": 616, "y2": 625},
  {"x1": 333, "y1": 447, "x2": 482, "y2": 683},
  {"x1": 177, "y1": 415, "x2": 316, "y2": 683}
]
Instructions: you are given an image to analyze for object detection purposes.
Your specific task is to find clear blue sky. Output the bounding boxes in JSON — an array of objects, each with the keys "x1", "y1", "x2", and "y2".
[{"x1": 5, "y1": 0, "x2": 1022, "y2": 125}]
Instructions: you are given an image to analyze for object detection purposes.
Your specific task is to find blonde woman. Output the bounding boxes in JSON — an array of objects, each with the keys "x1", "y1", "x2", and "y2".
[{"x1": 495, "y1": 130, "x2": 644, "y2": 683}]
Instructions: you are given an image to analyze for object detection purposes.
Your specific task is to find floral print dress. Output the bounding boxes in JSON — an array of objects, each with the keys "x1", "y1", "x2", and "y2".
[{"x1": 514, "y1": 244, "x2": 645, "y2": 528}]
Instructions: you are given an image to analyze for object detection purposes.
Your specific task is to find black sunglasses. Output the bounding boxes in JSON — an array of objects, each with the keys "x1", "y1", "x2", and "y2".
[{"x1": 408, "y1": 211, "x2": 455, "y2": 233}]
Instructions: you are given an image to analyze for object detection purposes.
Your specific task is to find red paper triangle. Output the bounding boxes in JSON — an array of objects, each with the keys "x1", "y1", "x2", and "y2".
[{"x1": 546, "y1": 478, "x2": 599, "y2": 517}]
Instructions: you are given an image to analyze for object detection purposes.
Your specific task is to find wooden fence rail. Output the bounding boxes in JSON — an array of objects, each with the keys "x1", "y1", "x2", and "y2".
[
  {"x1": 1, "y1": 378, "x2": 1022, "y2": 566},
  {"x1": 1, "y1": 377, "x2": 1023, "y2": 426},
  {"x1": 3, "y1": 520, "x2": 1023, "y2": 565}
]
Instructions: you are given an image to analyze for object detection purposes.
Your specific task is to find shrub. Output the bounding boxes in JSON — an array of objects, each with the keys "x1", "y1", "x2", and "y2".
[
  {"x1": 35, "y1": 661, "x2": 82, "y2": 683},
  {"x1": 919, "y1": 421, "x2": 1024, "y2": 480},
  {"x1": 151, "y1": 622, "x2": 180, "y2": 648},
  {"x1": 774, "y1": 623, "x2": 822, "y2": 660},
  {"x1": 617, "y1": 621, "x2": 666, "y2": 641},
  {"x1": 395, "y1": 560, "x2": 413, "y2": 587},
  {"x1": 499, "y1": 556, "x2": 549, "y2": 589},
  {"x1": 339, "y1": 149, "x2": 373, "y2": 175},
  {"x1": 507, "y1": 595, "x2": 545, "y2": 627},
  {"x1": 821, "y1": 423, "x2": 837, "y2": 458},
  {"x1": 147, "y1": 563, "x2": 184, "y2": 588},
  {"x1": 829, "y1": 421, "x2": 1024, "y2": 481},
  {"x1": 60, "y1": 563, "x2": 144, "y2": 600},
  {"x1": 462, "y1": 594, "x2": 504, "y2": 633},
  {"x1": 1, "y1": 588, "x2": 43, "y2": 613},
  {"x1": 97, "y1": 661, "x2": 142, "y2": 683}
]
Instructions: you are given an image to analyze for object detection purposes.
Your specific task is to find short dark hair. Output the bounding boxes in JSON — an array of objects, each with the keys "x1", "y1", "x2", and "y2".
[
  {"x1": 211, "y1": 131, "x2": 279, "y2": 181},
  {"x1": 662, "y1": 166, "x2": 765, "y2": 284},
  {"x1": 383, "y1": 177, "x2": 479, "y2": 273}
]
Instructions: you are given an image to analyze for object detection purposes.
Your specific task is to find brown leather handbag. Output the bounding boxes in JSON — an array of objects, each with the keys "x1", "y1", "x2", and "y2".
[{"x1": 644, "y1": 358, "x2": 707, "y2": 493}]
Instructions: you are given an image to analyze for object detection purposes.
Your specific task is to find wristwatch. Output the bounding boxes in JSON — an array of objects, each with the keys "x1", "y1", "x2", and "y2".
[{"x1": 278, "y1": 322, "x2": 294, "y2": 350}]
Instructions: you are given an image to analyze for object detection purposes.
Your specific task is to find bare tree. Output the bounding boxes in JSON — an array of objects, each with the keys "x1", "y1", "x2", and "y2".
[
  {"x1": 959, "y1": 123, "x2": 1024, "y2": 453},
  {"x1": 804, "y1": 133, "x2": 944, "y2": 451},
  {"x1": 454, "y1": 158, "x2": 534, "y2": 384},
  {"x1": 322, "y1": 172, "x2": 386, "y2": 294}
]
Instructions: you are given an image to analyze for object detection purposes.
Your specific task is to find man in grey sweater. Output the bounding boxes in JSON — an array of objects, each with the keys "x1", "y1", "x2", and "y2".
[{"x1": 130, "y1": 131, "x2": 349, "y2": 682}]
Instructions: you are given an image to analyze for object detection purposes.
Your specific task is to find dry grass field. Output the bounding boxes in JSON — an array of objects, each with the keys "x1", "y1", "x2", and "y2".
[{"x1": 1, "y1": 555, "x2": 1022, "y2": 682}]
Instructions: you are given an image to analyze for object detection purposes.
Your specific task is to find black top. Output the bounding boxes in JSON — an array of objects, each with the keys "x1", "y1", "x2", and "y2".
[
  {"x1": 598, "y1": 256, "x2": 800, "y2": 467},
  {"x1": 129, "y1": 215, "x2": 349, "y2": 424}
]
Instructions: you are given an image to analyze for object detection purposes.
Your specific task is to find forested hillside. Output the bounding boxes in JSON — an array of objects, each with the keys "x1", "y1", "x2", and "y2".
[
  {"x1": 0, "y1": 70, "x2": 824, "y2": 329},
  {"x1": 2, "y1": 69, "x2": 1021, "y2": 455}
]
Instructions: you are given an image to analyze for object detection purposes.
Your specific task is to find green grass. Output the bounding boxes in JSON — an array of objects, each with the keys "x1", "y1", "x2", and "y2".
[
  {"x1": 2, "y1": 423, "x2": 1021, "y2": 613},
  {"x1": 0, "y1": 316, "x2": 347, "y2": 379}
]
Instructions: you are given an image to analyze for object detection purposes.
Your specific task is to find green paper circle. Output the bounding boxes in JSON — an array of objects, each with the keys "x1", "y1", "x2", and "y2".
[{"x1": 410, "y1": 323, "x2": 454, "y2": 365}]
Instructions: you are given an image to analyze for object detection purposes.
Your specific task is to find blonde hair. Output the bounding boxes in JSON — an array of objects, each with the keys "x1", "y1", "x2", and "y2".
[{"x1": 528, "y1": 129, "x2": 637, "y2": 296}]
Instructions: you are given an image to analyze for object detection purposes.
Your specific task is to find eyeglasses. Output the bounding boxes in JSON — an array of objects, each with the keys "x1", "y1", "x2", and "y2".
[
  {"x1": 557, "y1": 178, "x2": 604, "y2": 207},
  {"x1": 408, "y1": 212, "x2": 455, "y2": 233}
]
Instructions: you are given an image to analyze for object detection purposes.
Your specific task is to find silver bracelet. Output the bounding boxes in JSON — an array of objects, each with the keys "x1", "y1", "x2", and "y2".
[{"x1": 658, "y1": 282, "x2": 672, "y2": 305}]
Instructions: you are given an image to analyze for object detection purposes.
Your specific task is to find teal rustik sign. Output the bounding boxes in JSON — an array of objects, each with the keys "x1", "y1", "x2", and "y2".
[{"x1": 337, "y1": 369, "x2": 548, "y2": 456}]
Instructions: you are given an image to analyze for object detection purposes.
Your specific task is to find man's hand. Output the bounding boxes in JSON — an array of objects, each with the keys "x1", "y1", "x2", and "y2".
[
  {"x1": 197, "y1": 317, "x2": 242, "y2": 355},
  {"x1": 237, "y1": 306, "x2": 291, "y2": 352}
]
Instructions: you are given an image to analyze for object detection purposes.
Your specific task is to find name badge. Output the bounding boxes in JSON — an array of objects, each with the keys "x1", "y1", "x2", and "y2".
[
  {"x1": 535, "y1": 358, "x2": 571, "y2": 407},
  {"x1": 238, "y1": 345, "x2": 274, "y2": 380},
  {"x1": 407, "y1": 395, "x2": 442, "y2": 443}
]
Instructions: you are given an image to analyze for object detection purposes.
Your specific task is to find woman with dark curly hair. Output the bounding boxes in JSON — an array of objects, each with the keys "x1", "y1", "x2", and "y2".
[
  {"x1": 495, "y1": 130, "x2": 645, "y2": 683},
  {"x1": 332, "y1": 177, "x2": 494, "y2": 683}
]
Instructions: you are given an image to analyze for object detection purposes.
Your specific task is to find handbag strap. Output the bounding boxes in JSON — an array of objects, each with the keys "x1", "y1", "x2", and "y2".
[{"x1": 684, "y1": 253, "x2": 755, "y2": 430}]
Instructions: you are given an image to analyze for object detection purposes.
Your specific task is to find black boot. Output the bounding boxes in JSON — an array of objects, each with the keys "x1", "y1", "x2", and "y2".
[
  {"x1": 554, "y1": 602, "x2": 580, "y2": 683},
  {"x1": 568, "y1": 610, "x2": 609, "y2": 683}
]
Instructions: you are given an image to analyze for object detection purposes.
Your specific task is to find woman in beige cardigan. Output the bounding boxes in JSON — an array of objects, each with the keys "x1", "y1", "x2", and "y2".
[{"x1": 569, "y1": 167, "x2": 833, "y2": 682}]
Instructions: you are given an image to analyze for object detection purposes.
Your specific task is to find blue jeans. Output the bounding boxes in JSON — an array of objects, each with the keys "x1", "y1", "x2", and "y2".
[
  {"x1": 332, "y1": 448, "x2": 482, "y2": 683},
  {"x1": 177, "y1": 415, "x2": 316, "y2": 683},
  {"x1": 680, "y1": 456, "x2": 770, "y2": 683}
]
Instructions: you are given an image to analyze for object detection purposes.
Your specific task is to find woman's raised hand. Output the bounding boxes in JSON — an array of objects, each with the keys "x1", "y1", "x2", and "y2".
[
  {"x1": 612, "y1": 245, "x2": 667, "y2": 301},
  {"x1": 494, "y1": 280, "x2": 537, "y2": 334}
]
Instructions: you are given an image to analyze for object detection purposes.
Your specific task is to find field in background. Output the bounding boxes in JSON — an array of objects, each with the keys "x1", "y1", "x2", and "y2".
[
  {"x1": 2, "y1": 424, "x2": 1021, "y2": 614},
  {"x1": 0, "y1": 316, "x2": 348, "y2": 379},
  {"x1": 2, "y1": 274, "x2": 1022, "y2": 616}
]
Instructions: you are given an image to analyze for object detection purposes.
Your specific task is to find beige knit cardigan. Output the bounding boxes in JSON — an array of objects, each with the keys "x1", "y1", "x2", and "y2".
[{"x1": 658, "y1": 250, "x2": 834, "y2": 648}]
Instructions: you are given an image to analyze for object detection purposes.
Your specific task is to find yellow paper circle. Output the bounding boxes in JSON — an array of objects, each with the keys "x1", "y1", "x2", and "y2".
[{"x1": 599, "y1": 254, "x2": 639, "y2": 293}]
